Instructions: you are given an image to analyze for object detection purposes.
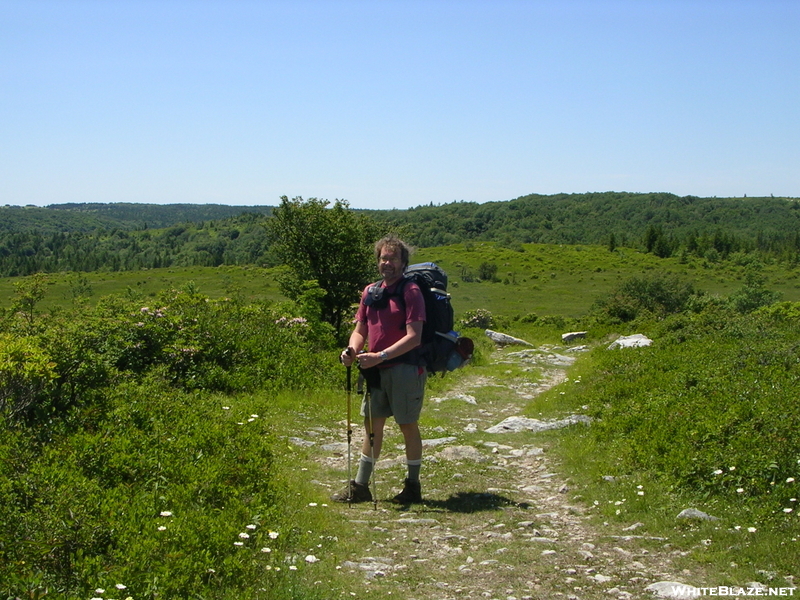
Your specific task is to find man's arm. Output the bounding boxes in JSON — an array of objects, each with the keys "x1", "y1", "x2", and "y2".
[{"x1": 355, "y1": 320, "x2": 422, "y2": 370}]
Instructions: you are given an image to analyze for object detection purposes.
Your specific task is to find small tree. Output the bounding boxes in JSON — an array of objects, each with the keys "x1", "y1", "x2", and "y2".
[
  {"x1": 265, "y1": 196, "x2": 383, "y2": 341},
  {"x1": 11, "y1": 273, "x2": 48, "y2": 330},
  {"x1": 478, "y1": 262, "x2": 498, "y2": 282},
  {"x1": 729, "y1": 267, "x2": 781, "y2": 313}
]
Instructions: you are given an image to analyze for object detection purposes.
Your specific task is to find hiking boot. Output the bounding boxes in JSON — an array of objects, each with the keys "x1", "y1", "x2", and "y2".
[
  {"x1": 391, "y1": 478, "x2": 422, "y2": 504},
  {"x1": 331, "y1": 480, "x2": 373, "y2": 503}
]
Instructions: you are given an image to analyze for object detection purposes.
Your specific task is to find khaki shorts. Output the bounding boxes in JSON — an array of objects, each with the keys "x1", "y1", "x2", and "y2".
[{"x1": 361, "y1": 363, "x2": 427, "y2": 425}]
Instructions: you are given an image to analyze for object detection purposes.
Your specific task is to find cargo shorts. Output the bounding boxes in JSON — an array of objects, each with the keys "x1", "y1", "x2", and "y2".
[{"x1": 361, "y1": 362, "x2": 427, "y2": 425}]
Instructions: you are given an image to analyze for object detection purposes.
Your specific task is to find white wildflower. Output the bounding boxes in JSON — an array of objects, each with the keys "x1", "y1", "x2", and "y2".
[
  {"x1": 713, "y1": 469, "x2": 723, "y2": 475},
  {"x1": 160, "y1": 511, "x2": 173, "y2": 517},
  {"x1": 289, "y1": 565, "x2": 298, "y2": 571},
  {"x1": 95, "y1": 590, "x2": 105, "y2": 595},
  {"x1": 736, "y1": 488, "x2": 745, "y2": 493},
  {"x1": 269, "y1": 530, "x2": 279, "y2": 539},
  {"x1": 234, "y1": 541, "x2": 244, "y2": 546},
  {"x1": 637, "y1": 491, "x2": 645, "y2": 496},
  {"x1": 784, "y1": 508, "x2": 794, "y2": 513},
  {"x1": 308, "y1": 502, "x2": 318, "y2": 507},
  {"x1": 729, "y1": 466, "x2": 736, "y2": 471},
  {"x1": 157, "y1": 525, "x2": 167, "y2": 531},
  {"x1": 238, "y1": 532, "x2": 250, "y2": 539},
  {"x1": 261, "y1": 547, "x2": 272, "y2": 553},
  {"x1": 116, "y1": 584, "x2": 127, "y2": 590},
  {"x1": 305, "y1": 555, "x2": 319, "y2": 563},
  {"x1": 747, "y1": 527, "x2": 757, "y2": 533},
  {"x1": 246, "y1": 524, "x2": 257, "y2": 530},
  {"x1": 787, "y1": 477, "x2": 796, "y2": 483}
]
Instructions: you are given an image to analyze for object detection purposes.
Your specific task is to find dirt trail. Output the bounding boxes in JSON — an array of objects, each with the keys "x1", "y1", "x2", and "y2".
[{"x1": 300, "y1": 344, "x2": 705, "y2": 600}]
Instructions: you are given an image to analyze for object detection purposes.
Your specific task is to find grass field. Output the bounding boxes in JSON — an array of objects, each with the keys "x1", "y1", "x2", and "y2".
[{"x1": 2, "y1": 243, "x2": 799, "y2": 318}]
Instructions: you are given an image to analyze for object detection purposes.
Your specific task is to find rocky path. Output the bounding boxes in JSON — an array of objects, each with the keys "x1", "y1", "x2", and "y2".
[{"x1": 295, "y1": 344, "x2": 709, "y2": 600}]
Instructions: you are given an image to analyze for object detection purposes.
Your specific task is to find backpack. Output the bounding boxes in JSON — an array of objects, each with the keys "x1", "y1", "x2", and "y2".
[{"x1": 368, "y1": 262, "x2": 474, "y2": 373}]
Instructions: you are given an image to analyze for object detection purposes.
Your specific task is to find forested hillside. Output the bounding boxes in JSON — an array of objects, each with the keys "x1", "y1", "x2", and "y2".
[
  {"x1": 0, "y1": 203, "x2": 273, "y2": 233},
  {"x1": 0, "y1": 213, "x2": 274, "y2": 276},
  {"x1": 2, "y1": 192, "x2": 799, "y2": 277},
  {"x1": 367, "y1": 192, "x2": 800, "y2": 256}
]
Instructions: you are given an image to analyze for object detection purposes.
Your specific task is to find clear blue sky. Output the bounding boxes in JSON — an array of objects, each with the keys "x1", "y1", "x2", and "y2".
[{"x1": 2, "y1": 0, "x2": 798, "y2": 210}]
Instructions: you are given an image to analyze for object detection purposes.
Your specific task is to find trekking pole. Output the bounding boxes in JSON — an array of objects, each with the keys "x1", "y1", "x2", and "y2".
[
  {"x1": 365, "y1": 385, "x2": 378, "y2": 511},
  {"x1": 356, "y1": 366, "x2": 378, "y2": 511},
  {"x1": 343, "y1": 348, "x2": 355, "y2": 507}
]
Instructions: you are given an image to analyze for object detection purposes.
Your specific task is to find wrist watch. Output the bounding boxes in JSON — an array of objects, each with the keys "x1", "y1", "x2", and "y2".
[{"x1": 379, "y1": 351, "x2": 389, "y2": 362}]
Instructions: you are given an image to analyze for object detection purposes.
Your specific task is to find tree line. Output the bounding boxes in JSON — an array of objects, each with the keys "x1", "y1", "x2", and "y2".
[
  {"x1": 365, "y1": 191, "x2": 800, "y2": 260},
  {"x1": 1, "y1": 192, "x2": 799, "y2": 277}
]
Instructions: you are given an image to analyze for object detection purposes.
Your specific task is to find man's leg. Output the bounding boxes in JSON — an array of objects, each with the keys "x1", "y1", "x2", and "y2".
[
  {"x1": 393, "y1": 421, "x2": 423, "y2": 503},
  {"x1": 400, "y1": 422, "x2": 422, "y2": 466},
  {"x1": 355, "y1": 416, "x2": 386, "y2": 486}
]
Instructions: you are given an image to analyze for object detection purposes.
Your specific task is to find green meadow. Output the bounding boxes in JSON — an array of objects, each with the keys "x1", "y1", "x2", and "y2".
[
  {"x1": 3, "y1": 242, "x2": 799, "y2": 316},
  {"x1": 2, "y1": 241, "x2": 799, "y2": 598}
]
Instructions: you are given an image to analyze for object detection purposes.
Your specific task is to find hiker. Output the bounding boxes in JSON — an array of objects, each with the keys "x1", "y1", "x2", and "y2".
[{"x1": 334, "y1": 234, "x2": 427, "y2": 505}]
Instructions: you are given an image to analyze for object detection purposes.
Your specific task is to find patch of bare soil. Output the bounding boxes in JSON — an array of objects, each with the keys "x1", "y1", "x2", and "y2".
[{"x1": 300, "y1": 346, "x2": 707, "y2": 600}]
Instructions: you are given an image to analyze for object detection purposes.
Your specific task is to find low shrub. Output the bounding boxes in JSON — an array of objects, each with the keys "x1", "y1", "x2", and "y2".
[
  {"x1": 1, "y1": 288, "x2": 339, "y2": 425},
  {"x1": 0, "y1": 380, "x2": 332, "y2": 599},
  {"x1": 592, "y1": 271, "x2": 696, "y2": 323},
  {"x1": 459, "y1": 308, "x2": 495, "y2": 329}
]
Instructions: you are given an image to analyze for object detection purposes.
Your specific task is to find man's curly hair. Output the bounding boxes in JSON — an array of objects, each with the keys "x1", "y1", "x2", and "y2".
[{"x1": 374, "y1": 234, "x2": 412, "y2": 268}]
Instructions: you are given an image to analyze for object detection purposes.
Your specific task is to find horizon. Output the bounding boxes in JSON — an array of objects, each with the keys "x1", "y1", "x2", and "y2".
[
  {"x1": 4, "y1": 189, "x2": 800, "y2": 213},
  {"x1": 2, "y1": 0, "x2": 798, "y2": 210}
]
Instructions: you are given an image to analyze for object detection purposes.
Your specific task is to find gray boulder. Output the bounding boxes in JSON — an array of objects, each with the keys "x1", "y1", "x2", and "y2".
[
  {"x1": 485, "y1": 329, "x2": 533, "y2": 346},
  {"x1": 486, "y1": 414, "x2": 592, "y2": 434},
  {"x1": 676, "y1": 508, "x2": 719, "y2": 521},
  {"x1": 561, "y1": 331, "x2": 587, "y2": 343},
  {"x1": 608, "y1": 334, "x2": 652, "y2": 349}
]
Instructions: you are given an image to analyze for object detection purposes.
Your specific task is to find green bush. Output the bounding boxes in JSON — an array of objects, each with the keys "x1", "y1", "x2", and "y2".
[
  {"x1": 592, "y1": 271, "x2": 696, "y2": 323},
  {"x1": 459, "y1": 308, "x2": 495, "y2": 329},
  {"x1": 0, "y1": 378, "x2": 330, "y2": 599},
  {"x1": 0, "y1": 287, "x2": 340, "y2": 425},
  {"x1": 0, "y1": 334, "x2": 58, "y2": 419},
  {"x1": 727, "y1": 268, "x2": 782, "y2": 313},
  {"x1": 0, "y1": 288, "x2": 343, "y2": 597}
]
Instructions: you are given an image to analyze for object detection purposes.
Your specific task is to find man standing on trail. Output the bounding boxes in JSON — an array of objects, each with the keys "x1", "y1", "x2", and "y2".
[{"x1": 334, "y1": 235, "x2": 427, "y2": 505}]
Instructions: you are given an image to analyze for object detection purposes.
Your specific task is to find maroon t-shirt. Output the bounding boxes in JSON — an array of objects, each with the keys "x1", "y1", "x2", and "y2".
[{"x1": 355, "y1": 278, "x2": 426, "y2": 353}]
